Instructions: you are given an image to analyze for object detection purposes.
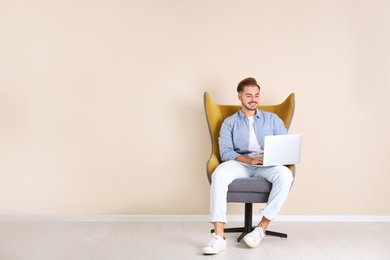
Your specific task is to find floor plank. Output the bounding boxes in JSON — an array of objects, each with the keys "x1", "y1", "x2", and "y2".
[
  {"x1": 33, "y1": 222, "x2": 94, "y2": 260},
  {"x1": 270, "y1": 222, "x2": 331, "y2": 260},
  {"x1": 121, "y1": 222, "x2": 161, "y2": 260},
  {"x1": 291, "y1": 222, "x2": 359, "y2": 259},
  {"x1": 93, "y1": 222, "x2": 139, "y2": 260},
  {"x1": 180, "y1": 222, "x2": 210, "y2": 260},
  {"x1": 336, "y1": 222, "x2": 390, "y2": 259},
  {"x1": 62, "y1": 222, "x2": 116, "y2": 260}
]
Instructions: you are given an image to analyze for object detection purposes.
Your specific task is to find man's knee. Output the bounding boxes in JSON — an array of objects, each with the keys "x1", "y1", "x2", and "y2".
[
  {"x1": 211, "y1": 162, "x2": 230, "y2": 183},
  {"x1": 275, "y1": 166, "x2": 294, "y2": 184},
  {"x1": 211, "y1": 160, "x2": 243, "y2": 184},
  {"x1": 211, "y1": 169, "x2": 223, "y2": 183}
]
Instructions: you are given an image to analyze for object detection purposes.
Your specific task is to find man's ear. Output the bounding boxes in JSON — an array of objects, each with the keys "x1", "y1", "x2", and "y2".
[{"x1": 237, "y1": 93, "x2": 242, "y2": 101}]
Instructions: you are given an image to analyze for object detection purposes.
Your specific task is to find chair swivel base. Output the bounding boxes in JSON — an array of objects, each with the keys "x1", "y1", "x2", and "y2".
[
  {"x1": 210, "y1": 226, "x2": 287, "y2": 242},
  {"x1": 210, "y1": 203, "x2": 288, "y2": 242}
]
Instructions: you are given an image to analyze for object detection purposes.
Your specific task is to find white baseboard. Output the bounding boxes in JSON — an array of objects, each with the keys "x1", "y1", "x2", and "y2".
[
  {"x1": 0, "y1": 215, "x2": 390, "y2": 222},
  {"x1": 273, "y1": 215, "x2": 390, "y2": 222}
]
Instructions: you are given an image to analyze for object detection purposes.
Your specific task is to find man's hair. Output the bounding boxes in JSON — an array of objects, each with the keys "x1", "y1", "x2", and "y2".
[{"x1": 237, "y1": 77, "x2": 260, "y2": 93}]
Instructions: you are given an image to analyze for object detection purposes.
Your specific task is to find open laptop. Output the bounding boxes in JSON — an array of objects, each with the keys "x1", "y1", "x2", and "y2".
[{"x1": 262, "y1": 134, "x2": 302, "y2": 166}]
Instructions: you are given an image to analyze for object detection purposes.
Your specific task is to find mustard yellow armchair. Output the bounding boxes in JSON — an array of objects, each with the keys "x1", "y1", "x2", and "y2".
[{"x1": 203, "y1": 92, "x2": 295, "y2": 242}]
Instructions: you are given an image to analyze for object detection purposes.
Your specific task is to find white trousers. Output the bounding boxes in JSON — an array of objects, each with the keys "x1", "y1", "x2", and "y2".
[{"x1": 209, "y1": 160, "x2": 293, "y2": 223}]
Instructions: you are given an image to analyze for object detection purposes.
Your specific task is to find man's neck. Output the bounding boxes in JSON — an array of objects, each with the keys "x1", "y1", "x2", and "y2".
[{"x1": 241, "y1": 108, "x2": 256, "y2": 117}]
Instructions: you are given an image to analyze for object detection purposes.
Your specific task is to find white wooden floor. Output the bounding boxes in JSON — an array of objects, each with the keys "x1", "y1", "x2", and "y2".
[{"x1": 0, "y1": 221, "x2": 389, "y2": 260}]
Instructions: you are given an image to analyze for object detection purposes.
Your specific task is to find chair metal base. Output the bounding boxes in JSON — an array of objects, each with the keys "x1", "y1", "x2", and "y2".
[{"x1": 210, "y1": 203, "x2": 288, "y2": 242}]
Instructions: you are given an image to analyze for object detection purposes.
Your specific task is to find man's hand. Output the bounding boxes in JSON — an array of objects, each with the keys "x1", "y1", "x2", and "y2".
[
  {"x1": 235, "y1": 155, "x2": 263, "y2": 165},
  {"x1": 250, "y1": 156, "x2": 263, "y2": 165}
]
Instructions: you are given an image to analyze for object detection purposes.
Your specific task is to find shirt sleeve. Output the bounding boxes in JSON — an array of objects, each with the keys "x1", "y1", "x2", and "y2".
[
  {"x1": 218, "y1": 118, "x2": 241, "y2": 162},
  {"x1": 272, "y1": 114, "x2": 288, "y2": 135}
]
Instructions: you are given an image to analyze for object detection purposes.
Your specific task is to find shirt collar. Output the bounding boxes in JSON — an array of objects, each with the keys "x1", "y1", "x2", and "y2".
[{"x1": 238, "y1": 108, "x2": 261, "y2": 119}]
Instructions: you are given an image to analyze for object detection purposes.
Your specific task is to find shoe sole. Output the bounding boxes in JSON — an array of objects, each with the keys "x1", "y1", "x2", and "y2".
[
  {"x1": 243, "y1": 237, "x2": 258, "y2": 248},
  {"x1": 202, "y1": 247, "x2": 226, "y2": 255}
]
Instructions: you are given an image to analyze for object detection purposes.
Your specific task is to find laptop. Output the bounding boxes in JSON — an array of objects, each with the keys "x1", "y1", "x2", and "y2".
[{"x1": 262, "y1": 134, "x2": 302, "y2": 166}]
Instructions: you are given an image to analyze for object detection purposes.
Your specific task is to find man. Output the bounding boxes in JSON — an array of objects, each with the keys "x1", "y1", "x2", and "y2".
[{"x1": 202, "y1": 77, "x2": 293, "y2": 255}]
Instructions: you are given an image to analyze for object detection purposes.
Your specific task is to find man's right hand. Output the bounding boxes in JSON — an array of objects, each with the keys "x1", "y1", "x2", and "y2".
[
  {"x1": 235, "y1": 155, "x2": 264, "y2": 165},
  {"x1": 250, "y1": 156, "x2": 263, "y2": 165}
]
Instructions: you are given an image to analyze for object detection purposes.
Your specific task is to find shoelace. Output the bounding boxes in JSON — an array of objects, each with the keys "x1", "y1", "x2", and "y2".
[
  {"x1": 207, "y1": 236, "x2": 218, "y2": 247},
  {"x1": 207, "y1": 235, "x2": 224, "y2": 247}
]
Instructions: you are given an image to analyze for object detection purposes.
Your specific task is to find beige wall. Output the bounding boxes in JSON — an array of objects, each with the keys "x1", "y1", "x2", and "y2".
[{"x1": 0, "y1": 0, "x2": 389, "y2": 216}]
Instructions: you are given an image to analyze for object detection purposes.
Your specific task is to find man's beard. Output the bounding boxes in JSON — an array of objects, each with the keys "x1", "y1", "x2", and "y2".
[{"x1": 242, "y1": 102, "x2": 258, "y2": 111}]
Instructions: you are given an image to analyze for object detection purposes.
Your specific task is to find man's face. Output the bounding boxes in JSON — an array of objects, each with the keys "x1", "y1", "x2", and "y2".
[{"x1": 238, "y1": 85, "x2": 260, "y2": 111}]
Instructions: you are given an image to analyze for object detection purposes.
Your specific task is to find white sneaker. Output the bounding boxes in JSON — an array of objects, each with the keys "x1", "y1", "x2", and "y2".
[
  {"x1": 243, "y1": 226, "x2": 265, "y2": 248},
  {"x1": 202, "y1": 234, "x2": 226, "y2": 255}
]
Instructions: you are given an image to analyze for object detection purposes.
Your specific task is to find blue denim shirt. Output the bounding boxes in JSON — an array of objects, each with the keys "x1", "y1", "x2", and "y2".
[{"x1": 219, "y1": 109, "x2": 287, "y2": 162}]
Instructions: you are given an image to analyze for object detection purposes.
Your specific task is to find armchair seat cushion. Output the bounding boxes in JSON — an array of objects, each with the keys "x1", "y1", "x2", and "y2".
[
  {"x1": 228, "y1": 178, "x2": 272, "y2": 193},
  {"x1": 227, "y1": 178, "x2": 272, "y2": 203}
]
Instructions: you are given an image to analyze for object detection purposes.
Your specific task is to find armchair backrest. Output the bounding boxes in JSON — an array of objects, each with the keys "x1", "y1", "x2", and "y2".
[{"x1": 204, "y1": 92, "x2": 295, "y2": 182}]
